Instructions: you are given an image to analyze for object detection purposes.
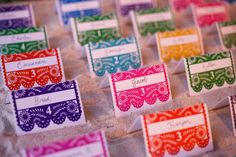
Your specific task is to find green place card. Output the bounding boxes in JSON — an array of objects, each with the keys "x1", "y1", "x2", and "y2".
[
  {"x1": 131, "y1": 8, "x2": 175, "y2": 37},
  {"x1": 0, "y1": 27, "x2": 49, "y2": 55},
  {"x1": 71, "y1": 14, "x2": 121, "y2": 46}
]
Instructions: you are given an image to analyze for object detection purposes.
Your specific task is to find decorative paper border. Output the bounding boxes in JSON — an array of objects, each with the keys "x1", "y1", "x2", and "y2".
[
  {"x1": 87, "y1": 36, "x2": 142, "y2": 77},
  {"x1": 185, "y1": 51, "x2": 236, "y2": 95},
  {"x1": 170, "y1": 0, "x2": 203, "y2": 11},
  {"x1": 110, "y1": 64, "x2": 171, "y2": 115},
  {"x1": 1, "y1": 48, "x2": 65, "y2": 91},
  {"x1": 142, "y1": 104, "x2": 212, "y2": 157}
]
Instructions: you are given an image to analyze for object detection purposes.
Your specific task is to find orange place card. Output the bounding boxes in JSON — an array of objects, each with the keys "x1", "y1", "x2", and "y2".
[
  {"x1": 142, "y1": 103, "x2": 213, "y2": 157},
  {"x1": 156, "y1": 28, "x2": 204, "y2": 63}
]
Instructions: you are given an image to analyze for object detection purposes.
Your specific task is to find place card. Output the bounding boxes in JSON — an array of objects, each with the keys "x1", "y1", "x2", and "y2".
[
  {"x1": 0, "y1": 4, "x2": 35, "y2": 30},
  {"x1": 142, "y1": 103, "x2": 213, "y2": 157},
  {"x1": 71, "y1": 14, "x2": 121, "y2": 46},
  {"x1": 22, "y1": 130, "x2": 109, "y2": 157},
  {"x1": 130, "y1": 8, "x2": 175, "y2": 37},
  {"x1": 170, "y1": 0, "x2": 203, "y2": 11},
  {"x1": 185, "y1": 51, "x2": 236, "y2": 96},
  {"x1": 156, "y1": 28, "x2": 204, "y2": 63},
  {"x1": 0, "y1": 26, "x2": 49, "y2": 55},
  {"x1": 1, "y1": 48, "x2": 65, "y2": 91},
  {"x1": 229, "y1": 95, "x2": 236, "y2": 136},
  {"x1": 217, "y1": 20, "x2": 236, "y2": 50},
  {"x1": 86, "y1": 36, "x2": 142, "y2": 77},
  {"x1": 192, "y1": 2, "x2": 229, "y2": 27},
  {"x1": 56, "y1": 0, "x2": 102, "y2": 25},
  {"x1": 109, "y1": 64, "x2": 172, "y2": 117},
  {"x1": 116, "y1": 0, "x2": 154, "y2": 16},
  {"x1": 9, "y1": 80, "x2": 86, "y2": 135}
]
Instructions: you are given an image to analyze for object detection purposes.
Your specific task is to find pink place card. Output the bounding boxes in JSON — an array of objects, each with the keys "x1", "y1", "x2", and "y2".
[
  {"x1": 142, "y1": 103, "x2": 213, "y2": 157},
  {"x1": 109, "y1": 64, "x2": 172, "y2": 117},
  {"x1": 22, "y1": 130, "x2": 110, "y2": 157},
  {"x1": 170, "y1": 0, "x2": 203, "y2": 11},
  {"x1": 192, "y1": 2, "x2": 230, "y2": 27}
]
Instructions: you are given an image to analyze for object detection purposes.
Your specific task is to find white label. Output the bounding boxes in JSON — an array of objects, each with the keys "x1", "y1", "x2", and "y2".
[
  {"x1": 92, "y1": 43, "x2": 137, "y2": 59},
  {"x1": 61, "y1": 1, "x2": 99, "y2": 13},
  {"x1": 115, "y1": 73, "x2": 166, "y2": 92},
  {"x1": 120, "y1": 0, "x2": 152, "y2": 6},
  {"x1": 196, "y1": 6, "x2": 225, "y2": 16},
  {"x1": 0, "y1": 10, "x2": 30, "y2": 20},
  {"x1": 0, "y1": 32, "x2": 45, "y2": 45},
  {"x1": 160, "y1": 34, "x2": 199, "y2": 47},
  {"x1": 148, "y1": 113, "x2": 205, "y2": 136},
  {"x1": 42, "y1": 142, "x2": 104, "y2": 157},
  {"x1": 16, "y1": 89, "x2": 76, "y2": 110},
  {"x1": 189, "y1": 58, "x2": 232, "y2": 74},
  {"x1": 76, "y1": 19, "x2": 118, "y2": 32},
  {"x1": 5, "y1": 56, "x2": 58, "y2": 72},
  {"x1": 221, "y1": 25, "x2": 236, "y2": 35},
  {"x1": 137, "y1": 12, "x2": 172, "y2": 24}
]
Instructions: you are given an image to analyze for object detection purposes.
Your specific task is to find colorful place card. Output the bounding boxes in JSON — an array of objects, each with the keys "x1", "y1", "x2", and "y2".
[
  {"x1": 56, "y1": 0, "x2": 102, "y2": 25},
  {"x1": 0, "y1": 4, "x2": 35, "y2": 30},
  {"x1": 142, "y1": 103, "x2": 213, "y2": 157},
  {"x1": 116, "y1": 0, "x2": 154, "y2": 16},
  {"x1": 229, "y1": 95, "x2": 236, "y2": 136},
  {"x1": 131, "y1": 8, "x2": 175, "y2": 37},
  {"x1": 0, "y1": 27, "x2": 49, "y2": 55},
  {"x1": 170, "y1": 0, "x2": 203, "y2": 11},
  {"x1": 109, "y1": 64, "x2": 172, "y2": 117},
  {"x1": 192, "y1": 2, "x2": 229, "y2": 27},
  {"x1": 71, "y1": 14, "x2": 121, "y2": 46},
  {"x1": 156, "y1": 28, "x2": 203, "y2": 63},
  {"x1": 86, "y1": 36, "x2": 142, "y2": 77},
  {"x1": 22, "y1": 130, "x2": 109, "y2": 157},
  {"x1": 217, "y1": 20, "x2": 236, "y2": 50},
  {"x1": 1, "y1": 48, "x2": 65, "y2": 91},
  {"x1": 9, "y1": 80, "x2": 86, "y2": 135},
  {"x1": 185, "y1": 51, "x2": 236, "y2": 96}
]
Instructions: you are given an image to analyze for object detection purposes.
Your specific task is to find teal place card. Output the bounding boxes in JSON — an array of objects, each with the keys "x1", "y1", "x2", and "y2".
[
  {"x1": 218, "y1": 20, "x2": 236, "y2": 50},
  {"x1": 0, "y1": 26, "x2": 48, "y2": 55},
  {"x1": 85, "y1": 36, "x2": 142, "y2": 77},
  {"x1": 71, "y1": 14, "x2": 121, "y2": 46},
  {"x1": 131, "y1": 8, "x2": 175, "y2": 37}
]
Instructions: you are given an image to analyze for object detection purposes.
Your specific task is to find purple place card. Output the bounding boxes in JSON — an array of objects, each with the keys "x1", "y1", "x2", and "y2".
[
  {"x1": 117, "y1": 0, "x2": 154, "y2": 16},
  {"x1": 9, "y1": 80, "x2": 86, "y2": 135},
  {"x1": 229, "y1": 95, "x2": 236, "y2": 136},
  {"x1": 0, "y1": 4, "x2": 35, "y2": 30},
  {"x1": 22, "y1": 130, "x2": 110, "y2": 157}
]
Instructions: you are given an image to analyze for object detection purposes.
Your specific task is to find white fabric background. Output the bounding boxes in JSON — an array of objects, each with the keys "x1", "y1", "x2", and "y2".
[{"x1": 1, "y1": 0, "x2": 236, "y2": 157}]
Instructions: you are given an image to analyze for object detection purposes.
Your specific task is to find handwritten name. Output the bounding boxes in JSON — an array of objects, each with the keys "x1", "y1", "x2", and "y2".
[
  {"x1": 105, "y1": 47, "x2": 126, "y2": 56},
  {"x1": 11, "y1": 34, "x2": 31, "y2": 42},
  {"x1": 167, "y1": 120, "x2": 191, "y2": 131},
  {"x1": 201, "y1": 62, "x2": 216, "y2": 70},
  {"x1": 132, "y1": 77, "x2": 148, "y2": 88},
  {"x1": 17, "y1": 59, "x2": 47, "y2": 70},
  {"x1": 34, "y1": 96, "x2": 51, "y2": 106}
]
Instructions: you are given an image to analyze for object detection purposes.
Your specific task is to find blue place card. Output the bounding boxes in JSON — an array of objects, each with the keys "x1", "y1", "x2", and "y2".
[
  {"x1": 85, "y1": 36, "x2": 142, "y2": 77},
  {"x1": 9, "y1": 80, "x2": 86, "y2": 135},
  {"x1": 0, "y1": 4, "x2": 35, "y2": 30},
  {"x1": 56, "y1": 0, "x2": 102, "y2": 25}
]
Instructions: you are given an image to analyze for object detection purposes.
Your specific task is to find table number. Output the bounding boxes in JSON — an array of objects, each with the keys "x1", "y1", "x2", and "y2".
[
  {"x1": 1, "y1": 48, "x2": 65, "y2": 91},
  {"x1": 192, "y1": 2, "x2": 229, "y2": 27},
  {"x1": 86, "y1": 36, "x2": 142, "y2": 77},
  {"x1": 109, "y1": 64, "x2": 172, "y2": 117},
  {"x1": 71, "y1": 14, "x2": 121, "y2": 46},
  {"x1": 56, "y1": 0, "x2": 102, "y2": 25},
  {"x1": 131, "y1": 8, "x2": 175, "y2": 37},
  {"x1": 9, "y1": 80, "x2": 86, "y2": 135},
  {"x1": 185, "y1": 51, "x2": 236, "y2": 96},
  {"x1": 0, "y1": 26, "x2": 49, "y2": 55},
  {"x1": 116, "y1": 0, "x2": 154, "y2": 16},
  {"x1": 142, "y1": 103, "x2": 213, "y2": 157},
  {"x1": 156, "y1": 28, "x2": 204, "y2": 63},
  {"x1": 217, "y1": 20, "x2": 236, "y2": 50},
  {"x1": 0, "y1": 4, "x2": 35, "y2": 30}
]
